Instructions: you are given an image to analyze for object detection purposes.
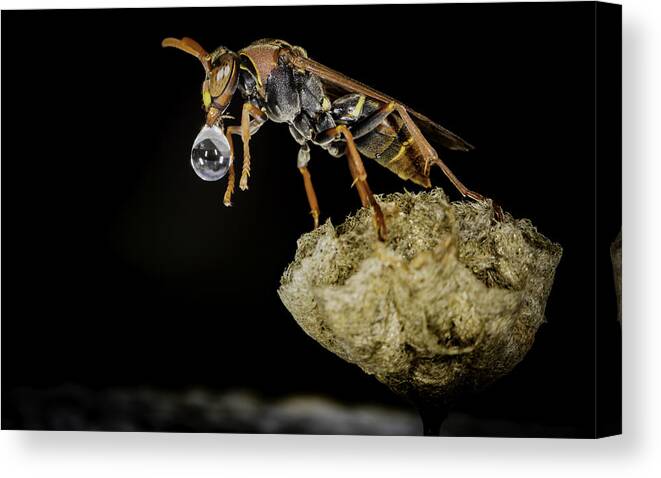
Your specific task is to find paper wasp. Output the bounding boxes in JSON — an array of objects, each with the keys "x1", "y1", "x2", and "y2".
[{"x1": 162, "y1": 37, "x2": 499, "y2": 240}]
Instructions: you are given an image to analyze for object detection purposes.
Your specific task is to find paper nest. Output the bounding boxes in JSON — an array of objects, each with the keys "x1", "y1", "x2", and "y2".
[{"x1": 279, "y1": 189, "x2": 562, "y2": 407}]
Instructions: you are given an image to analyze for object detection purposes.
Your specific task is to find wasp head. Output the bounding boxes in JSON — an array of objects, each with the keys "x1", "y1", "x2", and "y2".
[
  {"x1": 203, "y1": 46, "x2": 240, "y2": 116},
  {"x1": 162, "y1": 37, "x2": 237, "y2": 181},
  {"x1": 162, "y1": 37, "x2": 239, "y2": 123}
]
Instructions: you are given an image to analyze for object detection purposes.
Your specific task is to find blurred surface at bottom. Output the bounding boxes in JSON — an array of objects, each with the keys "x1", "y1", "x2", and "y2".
[{"x1": 3, "y1": 385, "x2": 578, "y2": 437}]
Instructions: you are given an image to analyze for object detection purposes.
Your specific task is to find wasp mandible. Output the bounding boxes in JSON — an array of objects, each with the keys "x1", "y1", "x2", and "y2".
[{"x1": 162, "y1": 37, "x2": 499, "y2": 240}]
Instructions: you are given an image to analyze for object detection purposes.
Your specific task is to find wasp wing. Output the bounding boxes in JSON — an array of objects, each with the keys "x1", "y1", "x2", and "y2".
[
  {"x1": 407, "y1": 109, "x2": 474, "y2": 152},
  {"x1": 290, "y1": 55, "x2": 474, "y2": 152}
]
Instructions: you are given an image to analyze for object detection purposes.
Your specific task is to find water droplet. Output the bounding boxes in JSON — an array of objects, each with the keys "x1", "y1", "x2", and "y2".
[{"x1": 190, "y1": 125, "x2": 231, "y2": 181}]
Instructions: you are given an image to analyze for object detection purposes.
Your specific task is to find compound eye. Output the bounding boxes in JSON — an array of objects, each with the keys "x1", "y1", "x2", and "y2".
[
  {"x1": 190, "y1": 125, "x2": 231, "y2": 181},
  {"x1": 209, "y1": 56, "x2": 235, "y2": 96}
]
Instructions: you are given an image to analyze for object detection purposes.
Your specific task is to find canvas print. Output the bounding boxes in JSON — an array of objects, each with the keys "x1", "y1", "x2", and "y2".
[{"x1": 1, "y1": 2, "x2": 622, "y2": 437}]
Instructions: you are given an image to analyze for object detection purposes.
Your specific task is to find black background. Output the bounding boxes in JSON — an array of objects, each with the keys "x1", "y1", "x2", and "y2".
[{"x1": 1, "y1": 3, "x2": 621, "y2": 436}]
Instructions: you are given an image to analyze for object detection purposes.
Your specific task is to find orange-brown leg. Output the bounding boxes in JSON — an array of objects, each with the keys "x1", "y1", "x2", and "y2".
[
  {"x1": 223, "y1": 163, "x2": 236, "y2": 206},
  {"x1": 239, "y1": 103, "x2": 267, "y2": 191},
  {"x1": 223, "y1": 126, "x2": 239, "y2": 206},
  {"x1": 346, "y1": 153, "x2": 371, "y2": 208},
  {"x1": 298, "y1": 165, "x2": 320, "y2": 228},
  {"x1": 431, "y1": 156, "x2": 504, "y2": 219},
  {"x1": 224, "y1": 111, "x2": 267, "y2": 205},
  {"x1": 396, "y1": 105, "x2": 503, "y2": 219},
  {"x1": 320, "y1": 124, "x2": 386, "y2": 240}
]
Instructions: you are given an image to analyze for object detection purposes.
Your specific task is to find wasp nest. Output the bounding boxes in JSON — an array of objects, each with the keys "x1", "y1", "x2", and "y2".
[{"x1": 278, "y1": 189, "x2": 562, "y2": 408}]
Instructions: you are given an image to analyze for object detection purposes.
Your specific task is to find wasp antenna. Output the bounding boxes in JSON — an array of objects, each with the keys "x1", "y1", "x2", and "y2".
[{"x1": 162, "y1": 37, "x2": 211, "y2": 73}]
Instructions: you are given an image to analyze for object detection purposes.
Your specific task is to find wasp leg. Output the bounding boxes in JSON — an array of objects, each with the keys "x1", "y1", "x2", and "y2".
[
  {"x1": 394, "y1": 105, "x2": 503, "y2": 219},
  {"x1": 224, "y1": 116, "x2": 266, "y2": 205},
  {"x1": 430, "y1": 155, "x2": 504, "y2": 220},
  {"x1": 224, "y1": 162, "x2": 236, "y2": 206},
  {"x1": 297, "y1": 144, "x2": 320, "y2": 229},
  {"x1": 316, "y1": 124, "x2": 387, "y2": 241},
  {"x1": 223, "y1": 126, "x2": 239, "y2": 206},
  {"x1": 238, "y1": 103, "x2": 268, "y2": 191},
  {"x1": 345, "y1": 152, "x2": 371, "y2": 208}
]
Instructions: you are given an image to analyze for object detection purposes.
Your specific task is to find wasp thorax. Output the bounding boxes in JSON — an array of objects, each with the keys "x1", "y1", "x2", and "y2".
[{"x1": 190, "y1": 125, "x2": 231, "y2": 181}]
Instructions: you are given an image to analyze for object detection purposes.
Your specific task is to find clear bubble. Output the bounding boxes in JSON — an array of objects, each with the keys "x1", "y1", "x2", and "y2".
[{"x1": 190, "y1": 125, "x2": 231, "y2": 181}]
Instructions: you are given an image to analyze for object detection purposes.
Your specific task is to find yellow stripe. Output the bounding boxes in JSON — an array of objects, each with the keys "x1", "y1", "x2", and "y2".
[
  {"x1": 391, "y1": 145, "x2": 407, "y2": 162},
  {"x1": 239, "y1": 54, "x2": 263, "y2": 88},
  {"x1": 202, "y1": 81, "x2": 212, "y2": 109},
  {"x1": 352, "y1": 95, "x2": 366, "y2": 119}
]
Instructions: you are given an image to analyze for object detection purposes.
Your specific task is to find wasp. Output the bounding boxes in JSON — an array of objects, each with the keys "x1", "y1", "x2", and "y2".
[{"x1": 162, "y1": 37, "x2": 499, "y2": 240}]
